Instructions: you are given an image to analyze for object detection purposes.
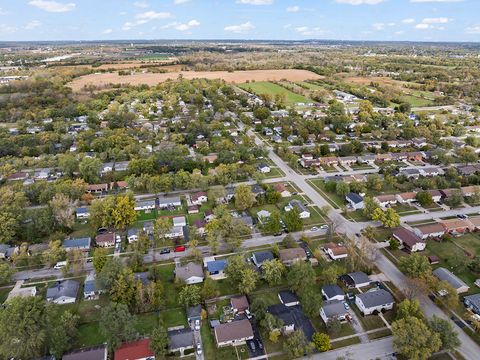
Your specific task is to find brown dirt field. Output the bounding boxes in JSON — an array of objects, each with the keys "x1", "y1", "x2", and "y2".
[{"x1": 68, "y1": 69, "x2": 323, "y2": 92}]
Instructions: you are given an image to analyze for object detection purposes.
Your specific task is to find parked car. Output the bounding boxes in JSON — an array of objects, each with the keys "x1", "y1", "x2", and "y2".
[
  {"x1": 249, "y1": 341, "x2": 256, "y2": 352},
  {"x1": 245, "y1": 309, "x2": 253, "y2": 319},
  {"x1": 195, "y1": 319, "x2": 200, "y2": 330},
  {"x1": 160, "y1": 248, "x2": 171, "y2": 254},
  {"x1": 174, "y1": 246, "x2": 186, "y2": 252},
  {"x1": 54, "y1": 261, "x2": 67, "y2": 270},
  {"x1": 457, "y1": 214, "x2": 468, "y2": 219},
  {"x1": 344, "y1": 302, "x2": 350, "y2": 310},
  {"x1": 257, "y1": 340, "x2": 263, "y2": 350},
  {"x1": 310, "y1": 226, "x2": 318, "y2": 231},
  {"x1": 320, "y1": 224, "x2": 329, "y2": 230},
  {"x1": 196, "y1": 344, "x2": 202, "y2": 355}
]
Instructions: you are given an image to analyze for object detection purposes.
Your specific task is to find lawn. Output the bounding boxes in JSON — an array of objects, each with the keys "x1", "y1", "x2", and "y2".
[
  {"x1": 76, "y1": 322, "x2": 106, "y2": 348},
  {"x1": 307, "y1": 179, "x2": 344, "y2": 209},
  {"x1": 161, "y1": 308, "x2": 187, "y2": 328},
  {"x1": 263, "y1": 167, "x2": 285, "y2": 179},
  {"x1": 454, "y1": 233, "x2": 480, "y2": 257},
  {"x1": 297, "y1": 81, "x2": 325, "y2": 91},
  {"x1": 238, "y1": 81, "x2": 310, "y2": 105},
  {"x1": 330, "y1": 336, "x2": 361, "y2": 349},
  {"x1": 344, "y1": 210, "x2": 370, "y2": 222},
  {"x1": 201, "y1": 323, "x2": 237, "y2": 360},
  {"x1": 136, "y1": 312, "x2": 160, "y2": 335}
]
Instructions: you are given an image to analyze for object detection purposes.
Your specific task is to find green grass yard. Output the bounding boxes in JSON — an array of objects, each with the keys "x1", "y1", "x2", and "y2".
[{"x1": 238, "y1": 81, "x2": 310, "y2": 105}]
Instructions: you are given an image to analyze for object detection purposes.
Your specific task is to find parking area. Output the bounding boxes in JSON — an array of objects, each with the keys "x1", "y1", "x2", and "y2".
[{"x1": 246, "y1": 320, "x2": 265, "y2": 358}]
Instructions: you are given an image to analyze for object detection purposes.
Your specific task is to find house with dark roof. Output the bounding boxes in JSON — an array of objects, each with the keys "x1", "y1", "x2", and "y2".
[
  {"x1": 168, "y1": 328, "x2": 194, "y2": 356},
  {"x1": 76, "y1": 207, "x2": 90, "y2": 219},
  {"x1": 323, "y1": 242, "x2": 348, "y2": 260},
  {"x1": 251, "y1": 184, "x2": 266, "y2": 197},
  {"x1": 175, "y1": 262, "x2": 204, "y2": 285},
  {"x1": 322, "y1": 284, "x2": 345, "y2": 301},
  {"x1": 320, "y1": 300, "x2": 349, "y2": 324},
  {"x1": 464, "y1": 293, "x2": 480, "y2": 316},
  {"x1": 46, "y1": 280, "x2": 79, "y2": 304},
  {"x1": 63, "y1": 237, "x2": 91, "y2": 252},
  {"x1": 355, "y1": 289, "x2": 395, "y2": 315},
  {"x1": 433, "y1": 267, "x2": 470, "y2": 294},
  {"x1": 127, "y1": 228, "x2": 139, "y2": 242},
  {"x1": 62, "y1": 345, "x2": 108, "y2": 360},
  {"x1": 284, "y1": 200, "x2": 311, "y2": 219},
  {"x1": 278, "y1": 290, "x2": 299, "y2": 307},
  {"x1": 231, "y1": 295, "x2": 249, "y2": 314},
  {"x1": 345, "y1": 192, "x2": 364, "y2": 210},
  {"x1": 279, "y1": 248, "x2": 307, "y2": 266},
  {"x1": 251, "y1": 251, "x2": 274, "y2": 268},
  {"x1": 214, "y1": 319, "x2": 254, "y2": 347},
  {"x1": 114, "y1": 339, "x2": 154, "y2": 360},
  {"x1": 267, "y1": 303, "x2": 316, "y2": 340},
  {"x1": 206, "y1": 259, "x2": 227, "y2": 280},
  {"x1": 340, "y1": 272, "x2": 371, "y2": 288},
  {"x1": 187, "y1": 305, "x2": 202, "y2": 323},
  {"x1": 393, "y1": 227, "x2": 426, "y2": 253}
]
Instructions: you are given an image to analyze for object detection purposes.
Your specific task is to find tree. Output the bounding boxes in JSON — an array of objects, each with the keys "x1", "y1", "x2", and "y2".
[
  {"x1": 312, "y1": 332, "x2": 331, "y2": 352},
  {"x1": 396, "y1": 299, "x2": 424, "y2": 321},
  {"x1": 202, "y1": 278, "x2": 219, "y2": 300},
  {"x1": 64, "y1": 248, "x2": 85, "y2": 276},
  {"x1": 399, "y1": 253, "x2": 431, "y2": 278},
  {"x1": 363, "y1": 196, "x2": 380, "y2": 219},
  {"x1": 154, "y1": 217, "x2": 172, "y2": 244},
  {"x1": 0, "y1": 263, "x2": 14, "y2": 285},
  {"x1": 416, "y1": 191, "x2": 433, "y2": 207},
  {"x1": 112, "y1": 195, "x2": 137, "y2": 229},
  {"x1": 428, "y1": 315, "x2": 460, "y2": 352},
  {"x1": 234, "y1": 184, "x2": 256, "y2": 211},
  {"x1": 287, "y1": 261, "x2": 316, "y2": 295},
  {"x1": 79, "y1": 157, "x2": 102, "y2": 183},
  {"x1": 283, "y1": 330, "x2": 314, "y2": 358},
  {"x1": 366, "y1": 174, "x2": 383, "y2": 192},
  {"x1": 389, "y1": 238, "x2": 400, "y2": 250},
  {"x1": 0, "y1": 187, "x2": 28, "y2": 244},
  {"x1": 320, "y1": 264, "x2": 346, "y2": 285},
  {"x1": 284, "y1": 207, "x2": 303, "y2": 232},
  {"x1": 264, "y1": 211, "x2": 282, "y2": 234},
  {"x1": 300, "y1": 287, "x2": 323, "y2": 318},
  {"x1": 262, "y1": 259, "x2": 286, "y2": 285},
  {"x1": 179, "y1": 285, "x2": 202, "y2": 306},
  {"x1": 150, "y1": 326, "x2": 169, "y2": 357},
  {"x1": 238, "y1": 267, "x2": 259, "y2": 294},
  {"x1": 445, "y1": 189, "x2": 464, "y2": 208},
  {"x1": 259, "y1": 312, "x2": 284, "y2": 333},
  {"x1": 335, "y1": 182, "x2": 350, "y2": 197},
  {"x1": 93, "y1": 247, "x2": 109, "y2": 273},
  {"x1": 282, "y1": 234, "x2": 297, "y2": 248},
  {"x1": 47, "y1": 310, "x2": 80, "y2": 358},
  {"x1": 382, "y1": 208, "x2": 401, "y2": 228},
  {"x1": 49, "y1": 193, "x2": 77, "y2": 230},
  {"x1": 110, "y1": 268, "x2": 138, "y2": 309},
  {"x1": 97, "y1": 257, "x2": 124, "y2": 290},
  {"x1": 392, "y1": 316, "x2": 441, "y2": 360},
  {"x1": 100, "y1": 303, "x2": 136, "y2": 351}
]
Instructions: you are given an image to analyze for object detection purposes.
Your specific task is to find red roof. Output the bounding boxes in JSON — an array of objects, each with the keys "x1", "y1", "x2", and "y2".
[{"x1": 114, "y1": 339, "x2": 154, "y2": 360}]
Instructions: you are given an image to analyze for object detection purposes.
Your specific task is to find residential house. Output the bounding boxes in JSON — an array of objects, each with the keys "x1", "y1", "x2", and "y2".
[
  {"x1": 300, "y1": 158, "x2": 321, "y2": 168},
  {"x1": 258, "y1": 164, "x2": 271, "y2": 174},
  {"x1": 173, "y1": 216, "x2": 187, "y2": 227},
  {"x1": 206, "y1": 259, "x2": 227, "y2": 280},
  {"x1": 375, "y1": 154, "x2": 393, "y2": 163},
  {"x1": 114, "y1": 339, "x2": 154, "y2": 360},
  {"x1": 134, "y1": 199, "x2": 156, "y2": 211},
  {"x1": 187, "y1": 305, "x2": 202, "y2": 323},
  {"x1": 273, "y1": 183, "x2": 292, "y2": 198},
  {"x1": 95, "y1": 232, "x2": 115, "y2": 247},
  {"x1": 323, "y1": 242, "x2": 348, "y2": 260},
  {"x1": 339, "y1": 156, "x2": 357, "y2": 166},
  {"x1": 468, "y1": 216, "x2": 480, "y2": 231},
  {"x1": 143, "y1": 221, "x2": 154, "y2": 235},
  {"x1": 175, "y1": 262, "x2": 204, "y2": 285},
  {"x1": 266, "y1": 303, "x2": 315, "y2": 340},
  {"x1": 256, "y1": 209, "x2": 271, "y2": 224},
  {"x1": 6, "y1": 284, "x2": 37, "y2": 302},
  {"x1": 204, "y1": 209, "x2": 215, "y2": 222},
  {"x1": 439, "y1": 218, "x2": 474, "y2": 234},
  {"x1": 193, "y1": 220, "x2": 207, "y2": 236},
  {"x1": 231, "y1": 295, "x2": 249, "y2": 314},
  {"x1": 321, "y1": 284, "x2": 345, "y2": 301},
  {"x1": 355, "y1": 289, "x2": 395, "y2": 315},
  {"x1": 251, "y1": 251, "x2": 274, "y2": 268},
  {"x1": 127, "y1": 228, "x2": 139, "y2": 242},
  {"x1": 319, "y1": 156, "x2": 339, "y2": 166},
  {"x1": 46, "y1": 280, "x2": 79, "y2": 304},
  {"x1": 188, "y1": 205, "x2": 199, "y2": 214},
  {"x1": 158, "y1": 196, "x2": 182, "y2": 209},
  {"x1": 165, "y1": 226, "x2": 184, "y2": 239},
  {"x1": 239, "y1": 215, "x2": 254, "y2": 229},
  {"x1": 76, "y1": 207, "x2": 90, "y2": 219},
  {"x1": 464, "y1": 293, "x2": 480, "y2": 316},
  {"x1": 278, "y1": 291, "x2": 300, "y2": 307},
  {"x1": 374, "y1": 194, "x2": 397, "y2": 208},
  {"x1": 345, "y1": 192, "x2": 364, "y2": 210},
  {"x1": 63, "y1": 237, "x2": 91, "y2": 252},
  {"x1": 251, "y1": 184, "x2": 266, "y2": 197},
  {"x1": 191, "y1": 191, "x2": 208, "y2": 205},
  {"x1": 399, "y1": 168, "x2": 421, "y2": 179},
  {"x1": 462, "y1": 186, "x2": 480, "y2": 197},
  {"x1": 428, "y1": 190, "x2": 443, "y2": 203},
  {"x1": 392, "y1": 227, "x2": 426, "y2": 253},
  {"x1": 86, "y1": 183, "x2": 108, "y2": 194},
  {"x1": 396, "y1": 192, "x2": 417, "y2": 204},
  {"x1": 285, "y1": 200, "x2": 311, "y2": 219},
  {"x1": 320, "y1": 300, "x2": 349, "y2": 324},
  {"x1": 214, "y1": 319, "x2": 254, "y2": 347},
  {"x1": 433, "y1": 267, "x2": 470, "y2": 294},
  {"x1": 168, "y1": 328, "x2": 194, "y2": 356},
  {"x1": 340, "y1": 272, "x2": 371, "y2": 289},
  {"x1": 63, "y1": 345, "x2": 108, "y2": 360},
  {"x1": 420, "y1": 167, "x2": 444, "y2": 177},
  {"x1": 279, "y1": 248, "x2": 307, "y2": 266},
  {"x1": 358, "y1": 154, "x2": 376, "y2": 164},
  {"x1": 267, "y1": 304, "x2": 296, "y2": 334},
  {"x1": 413, "y1": 223, "x2": 446, "y2": 239},
  {"x1": 0, "y1": 244, "x2": 9, "y2": 259}
]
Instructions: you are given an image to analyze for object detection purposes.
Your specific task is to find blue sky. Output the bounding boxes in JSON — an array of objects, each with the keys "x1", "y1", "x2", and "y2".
[{"x1": 0, "y1": 0, "x2": 479, "y2": 42}]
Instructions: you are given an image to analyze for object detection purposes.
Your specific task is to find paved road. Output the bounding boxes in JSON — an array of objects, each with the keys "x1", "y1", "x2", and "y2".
[
  {"x1": 401, "y1": 205, "x2": 480, "y2": 223},
  {"x1": 309, "y1": 337, "x2": 395, "y2": 360}
]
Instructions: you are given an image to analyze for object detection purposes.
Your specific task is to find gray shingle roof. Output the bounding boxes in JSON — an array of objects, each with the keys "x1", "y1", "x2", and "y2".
[
  {"x1": 433, "y1": 267, "x2": 469, "y2": 291},
  {"x1": 46, "y1": 280, "x2": 79, "y2": 301},
  {"x1": 168, "y1": 328, "x2": 194, "y2": 351},
  {"x1": 322, "y1": 300, "x2": 347, "y2": 318},
  {"x1": 356, "y1": 289, "x2": 394, "y2": 308},
  {"x1": 322, "y1": 284, "x2": 345, "y2": 299}
]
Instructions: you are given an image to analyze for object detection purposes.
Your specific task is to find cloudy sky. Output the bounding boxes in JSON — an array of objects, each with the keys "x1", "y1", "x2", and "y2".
[{"x1": 0, "y1": 0, "x2": 479, "y2": 42}]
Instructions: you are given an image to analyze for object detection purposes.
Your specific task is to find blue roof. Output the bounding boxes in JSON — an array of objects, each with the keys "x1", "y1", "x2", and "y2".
[
  {"x1": 346, "y1": 192, "x2": 363, "y2": 204},
  {"x1": 84, "y1": 279, "x2": 97, "y2": 293},
  {"x1": 76, "y1": 207, "x2": 88, "y2": 214},
  {"x1": 207, "y1": 259, "x2": 227, "y2": 273},
  {"x1": 63, "y1": 237, "x2": 91, "y2": 249}
]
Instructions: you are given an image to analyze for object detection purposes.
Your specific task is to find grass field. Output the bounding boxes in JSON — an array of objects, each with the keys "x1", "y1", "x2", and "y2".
[{"x1": 238, "y1": 81, "x2": 310, "y2": 105}]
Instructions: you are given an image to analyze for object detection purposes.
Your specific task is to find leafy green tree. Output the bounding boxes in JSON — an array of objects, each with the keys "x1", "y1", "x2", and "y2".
[
  {"x1": 262, "y1": 259, "x2": 286, "y2": 285},
  {"x1": 264, "y1": 211, "x2": 282, "y2": 234},
  {"x1": 312, "y1": 332, "x2": 331, "y2": 352},
  {"x1": 382, "y1": 208, "x2": 401, "y2": 228},
  {"x1": 399, "y1": 253, "x2": 431, "y2": 278},
  {"x1": 150, "y1": 326, "x2": 169, "y2": 357},
  {"x1": 79, "y1": 157, "x2": 102, "y2": 183},
  {"x1": 47, "y1": 310, "x2": 80, "y2": 358},
  {"x1": 100, "y1": 302, "x2": 137, "y2": 352},
  {"x1": 0, "y1": 187, "x2": 28, "y2": 244},
  {"x1": 259, "y1": 312, "x2": 283, "y2": 333},
  {"x1": 396, "y1": 299, "x2": 424, "y2": 321},
  {"x1": 389, "y1": 238, "x2": 400, "y2": 250},
  {"x1": 282, "y1": 234, "x2": 297, "y2": 248},
  {"x1": 287, "y1": 261, "x2": 316, "y2": 295},
  {"x1": 0, "y1": 263, "x2": 14, "y2": 285},
  {"x1": 335, "y1": 182, "x2": 350, "y2": 197},
  {"x1": 363, "y1": 196, "x2": 380, "y2": 219},
  {"x1": 202, "y1": 278, "x2": 219, "y2": 300},
  {"x1": 112, "y1": 194, "x2": 137, "y2": 229},
  {"x1": 416, "y1": 191, "x2": 433, "y2": 207},
  {"x1": 238, "y1": 267, "x2": 259, "y2": 294},
  {"x1": 392, "y1": 316, "x2": 441, "y2": 360},
  {"x1": 154, "y1": 217, "x2": 172, "y2": 243},
  {"x1": 97, "y1": 257, "x2": 124, "y2": 290},
  {"x1": 428, "y1": 315, "x2": 460, "y2": 352},
  {"x1": 179, "y1": 285, "x2": 202, "y2": 306},
  {"x1": 110, "y1": 268, "x2": 138, "y2": 310},
  {"x1": 43, "y1": 240, "x2": 67, "y2": 267},
  {"x1": 49, "y1": 193, "x2": 77, "y2": 230},
  {"x1": 283, "y1": 330, "x2": 315, "y2": 358},
  {"x1": 284, "y1": 207, "x2": 303, "y2": 232},
  {"x1": 300, "y1": 287, "x2": 323, "y2": 318},
  {"x1": 320, "y1": 264, "x2": 346, "y2": 285},
  {"x1": 93, "y1": 247, "x2": 109, "y2": 273},
  {"x1": 234, "y1": 184, "x2": 256, "y2": 211}
]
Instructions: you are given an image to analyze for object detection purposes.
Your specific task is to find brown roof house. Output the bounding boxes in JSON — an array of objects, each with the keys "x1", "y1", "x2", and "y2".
[
  {"x1": 231, "y1": 295, "x2": 249, "y2": 314},
  {"x1": 279, "y1": 248, "x2": 307, "y2": 266},
  {"x1": 214, "y1": 319, "x2": 254, "y2": 347},
  {"x1": 468, "y1": 216, "x2": 480, "y2": 230},
  {"x1": 323, "y1": 242, "x2": 348, "y2": 260},
  {"x1": 95, "y1": 232, "x2": 116, "y2": 247},
  {"x1": 392, "y1": 227, "x2": 426, "y2": 253},
  {"x1": 413, "y1": 223, "x2": 446, "y2": 240},
  {"x1": 396, "y1": 192, "x2": 417, "y2": 204},
  {"x1": 439, "y1": 219, "x2": 474, "y2": 234}
]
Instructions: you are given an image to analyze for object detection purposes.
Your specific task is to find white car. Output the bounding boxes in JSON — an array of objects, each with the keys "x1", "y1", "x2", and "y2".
[
  {"x1": 195, "y1": 319, "x2": 200, "y2": 331},
  {"x1": 197, "y1": 344, "x2": 202, "y2": 355},
  {"x1": 310, "y1": 226, "x2": 318, "y2": 231},
  {"x1": 320, "y1": 224, "x2": 329, "y2": 230}
]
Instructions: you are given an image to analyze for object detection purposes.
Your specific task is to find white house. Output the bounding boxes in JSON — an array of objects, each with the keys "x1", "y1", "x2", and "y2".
[
  {"x1": 135, "y1": 199, "x2": 156, "y2": 211},
  {"x1": 284, "y1": 200, "x2": 310, "y2": 219},
  {"x1": 323, "y1": 242, "x2": 348, "y2": 260},
  {"x1": 258, "y1": 164, "x2": 271, "y2": 174},
  {"x1": 173, "y1": 216, "x2": 187, "y2": 227},
  {"x1": 355, "y1": 289, "x2": 395, "y2": 316},
  {"x1": 46, "y1": 280, "x2": 79, "y2": 305},
  {"x1": 321, "y1": 284, "x2": 345, "y2": 302},
  {"x1": 393, "y1": 227, "x2": 426, "y2": 253},
  {"x1": 127, "y1": 228, "x2": 139, "y2": 242},
  {"x1": 76, "y1": 207, "x2": 90, "y2": 219},
  {"x1": 345, "y1": 192, "x2": 364, "y2": 210},
  {"x1": 191, "y1": 192, "x2": 208, "y2": 205},
  {"x1": 176, "y1": 262, "x2": 204, "y2": 285},
  {"x1": 320, "y1": 300, "x2": 349, "y2": 324}
]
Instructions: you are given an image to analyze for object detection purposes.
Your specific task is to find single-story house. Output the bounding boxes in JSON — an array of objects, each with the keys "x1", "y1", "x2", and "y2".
[
  {"x1": 251, "y1": 184, "x2": 266, "y2": 197},
  {"x1": 173, "y1": 216, "x2": 187, "y2": 227},
  {"x1": 433, "y1": 267, "x2": 470, "y2": 294},
  {"x1": 0, "y1": 244, "x2": 9, "y2": 259},
  {"x1": 168, "y1": 328, "x2": 195, "y2": 356},
  {"x1": 427, "y1": 190, "x2": 443, "y2": 203},
  {"x1": 204, "y1": 209, "x2": 215, "y2": 222},
  {"x1": 439, "y1": 219, "x2": 474, "y2": 234},
  {"x1": 468, "y1": 216, "x2": 480, "y2": 231},
  {"x1": 134, "y1": 199, "x2": 156, "y2": 211},
  {"x1": 256, "y1": 210, "x2": 271, "y2": 223},
  {"x1": 95, "y1": 232, "x2": 115, "y2": 247},
  {"x1": 143, "y1": 221, "x2": 154, "y2": 235},
  {"x1": 84, "y1": 276, "x2": 104, "y2": 301},
  {"x1": 319, "y1": 156, "x2": 339, "y2": 166},
  {"x1": 86, "y1": 183, "x2": 108, "y2": 194},
  {"x1": 188, "y1": 205, "x2": 199, "y2": 214},
  {"x1": 214, "y1": 319, "x2": 254, "y2": 347},
  {"x1": 399, "y1": 168, "x2": 421, "y2": 179},
  {"x1": 231, "y1": 295, "x2": 249, "y2": 314},
  {"x1": 187, "y1": 305, "x2": 202, "y2": 323},
  {"x1": 127, "y1": 228, "x2": 139, "y2": 242},
  {"x1": 6, "y1": 285, "x2": 37, "y2": 302},
  {"x1": 324, "y1": 242, "x2": 348, "y2": 260},
  {"x1": 345, "y1": 192, "x2": 364, "y2": 210},
  {"x1": 114, "y1": 339, "x2": 154, "y2": 360},
  {"x1": 63, "y1": 237, "x2": 91, "y2": 252},
  {"x1": 396, "y1": 192, "x2": 417, "y2": 204},
  {"x1": 267, "y1": 304, "x2": 296, "y2": 334},
  {"x1": 278, "y1": 290, "x2": 299, "y2": 307},
  {"x1": 464, "y1": 293, "x2": 480, "y2": 315},
  {"x1": 63, "y1": 345, "x2": 108, "y2": 360},
  {"x1": 193, "y1": 220, "x2": 207, "y2": 235},
  {"x1": 206, "y1": 259, "x2": 228, "y2": 280},
  {"x1": 175, "y1": 262, "x2": 204, "y2": 285},
  {"x1": 165, "y1": 226, "x2": 184, "y2": 239},
  {"x1": 355, "y1": 289, "x2": 395, "y2": 316},
  {"x1": 461, "y1": 186, "x2": 479, "y2": 197},
  {"x1": 340, "y1": 272, "x2": 371, "y2": 289},
  {"x1": 252, "y1": 251, "x2": 274, "y2": 268},
  {"x1": 191, "y1": 191, "x2": 208, "y2": 205},
  {"x1": 46, "y1": 280, "x2": 79, "y2": 304},
  {"x1": 158, "y1": 196, "x2": 182, "y2": 209},
  {"x1": 322, "y1": 284, "x2": 345, "y2": 301},
  {"x1": 273, "y1": 183, "x2": 292, "y2": 198},
  {"x1": 374, "y1": 194, "x2": 397, "y2": 207},
  {"x1": 393, "y1": 227, "x2": 426, "y2": 253},
  {"x1": 320, "y1": 300, "x2": 349, "y2": 324},
  {"x1": 413, "y1": 223, "x2": 445, "y2": 240},
  {"x1": 258, "y1": 164, "x2": 271, "y2": 174},
  {"x1": 284, "y1": 200, "x2": 310, "y2": 219},
  {"x1": 76, "y1": 207, "x2": 90, "y2": 219},
  {"x1": 279, "y1": 248, "x2": 307, "y2": 266}
]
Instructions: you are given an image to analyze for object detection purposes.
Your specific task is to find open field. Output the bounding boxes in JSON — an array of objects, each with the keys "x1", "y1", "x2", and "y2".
[
  {"x1": 239, "y1": 81, "x2": 310, "y2": 105},
  {"x1": 68, "y1": 69, "x2": 323, "y2": 91}
]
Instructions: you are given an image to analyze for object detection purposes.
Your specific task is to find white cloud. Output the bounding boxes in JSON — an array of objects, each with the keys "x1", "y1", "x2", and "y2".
[
  {"x1": 25, "y1": 20, "x2": 42, "y2": 30},
  {"x1": 224, "y1": 21, "x2": 255, "y2": 33},
  {"x1": 173, "y1": 19, "x2": 200, "y2": 31},
  {"x1": 414, "y1": 17, "x2": 450, "y2": 30},
  {"x1": 287, "y1": 6, "x2": 300, "y2": 12},
  {"x1": 394, "y1": 30, "x2": 405, "y2": 35},
  {"x1": 465, "y1": 25, "x2": 480, "y2": 34},
  {"x1": 0, "y1": 8, "x2": 6, "y2": 15},
  {"x1": 335, "y1": 0, "x2": 385, "y2": 5},
  {"x1": 372, "y1": 23, "x2": 385, "y2": 30},
  {"x1": 133, "y1": 1, "x2": 148, "y2": 8},
  {"x1": 28, "y1": 0, "x2": 76, "y2": 13},
  {"x1": 294, "y1": 26, "x2": 326, "y2": 36},
  {"x1": 415, "y1": 23, "x2": 430, "y2": 29},
  {"x1": 103, "y1": 28, "x2": 113, "y2": 34},
  {"x1": 411, "y1": 0, "x2": 463, "y2": 3},
  {"x1": 236, "y1": 0, "x2": 273, "y2": 5},
  {"x1": 422, "y1": 17, "x2": 449, "y2": 24},
  {"x1": 123, "y1": 11, "x2": 172, "y2": 30},
  {"x1": 0, "y1": 24, "x2": 16, "y2": 33},
  {"x1": 402, "y1": 18, "x2": 415, "y2": 23},
  {"x1": 174, "y1": 0, "x2": 191, "y2": 3}
]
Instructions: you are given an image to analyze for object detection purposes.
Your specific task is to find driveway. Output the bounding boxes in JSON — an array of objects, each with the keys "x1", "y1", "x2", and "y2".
[{"x1": 246, "y1": 320, "x2": 265, "y2": 358}]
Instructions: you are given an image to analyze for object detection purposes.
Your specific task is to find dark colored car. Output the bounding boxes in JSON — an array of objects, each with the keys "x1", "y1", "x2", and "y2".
[
  {"x1": 97, "y1": 227, "x2": 108, "y2": 235},
  {"x1": 174, "y1": 246, "x2": 186, "y2": 252},
  {"x1": 160, "y1": 248, "x2": 171, "y2": 254}
]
